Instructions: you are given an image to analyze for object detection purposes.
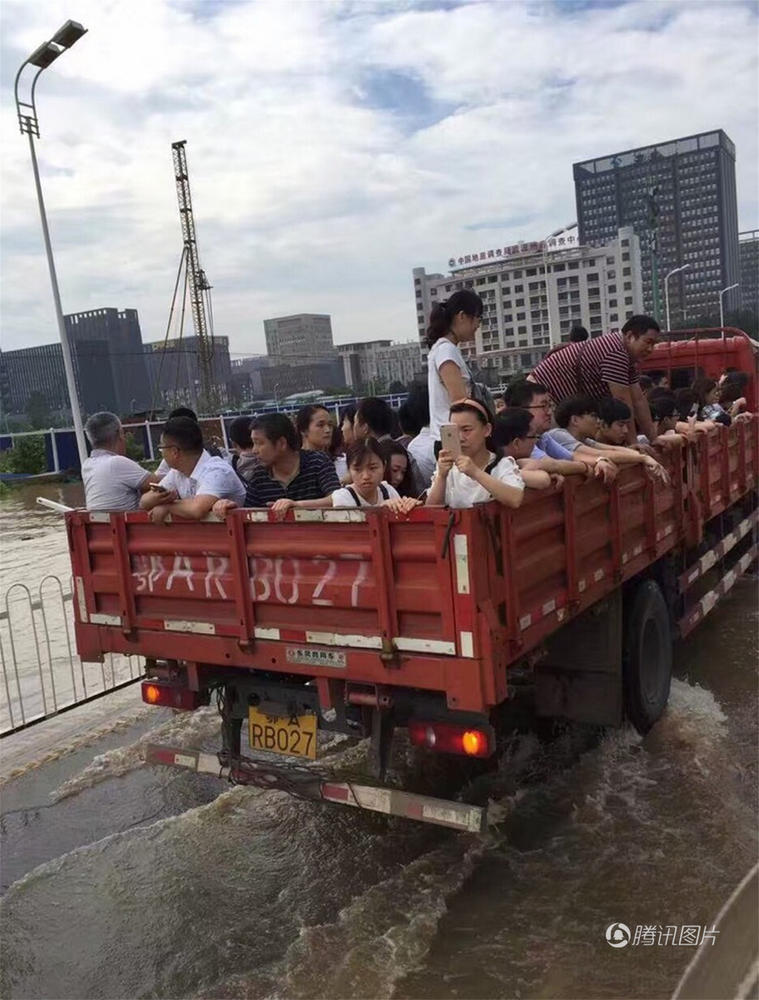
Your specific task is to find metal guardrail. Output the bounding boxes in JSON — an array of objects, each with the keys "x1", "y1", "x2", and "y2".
[{"x1": 0, "y1": 573, "x2": 144, "y2": 736}]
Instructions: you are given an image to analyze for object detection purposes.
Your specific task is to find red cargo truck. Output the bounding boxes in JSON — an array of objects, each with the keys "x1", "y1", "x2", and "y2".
[{"x1": 66, "y1": 332, "x2": 757, "y2": 832}]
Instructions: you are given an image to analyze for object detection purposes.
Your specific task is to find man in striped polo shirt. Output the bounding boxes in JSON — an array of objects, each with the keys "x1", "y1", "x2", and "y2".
[
  {"x1": 212, "y1": 413, "x2": 339, "y2": 515},
  {"x1": 530, "y1": 316, "x2": 660, "y2": 443}
]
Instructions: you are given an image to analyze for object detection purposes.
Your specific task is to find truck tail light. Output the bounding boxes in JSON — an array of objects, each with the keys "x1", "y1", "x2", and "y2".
[
  {"x1": 141, "y1": 680, "x2": 205, "y2": 711},
  {"x1": 407, "y1": 720, "x2": 494, "y2": 758}
]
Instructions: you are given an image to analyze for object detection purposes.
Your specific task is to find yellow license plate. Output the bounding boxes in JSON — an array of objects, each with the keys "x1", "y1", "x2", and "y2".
[{"x1": 248, "y1": 707, "x2": 317, "y2": 760}]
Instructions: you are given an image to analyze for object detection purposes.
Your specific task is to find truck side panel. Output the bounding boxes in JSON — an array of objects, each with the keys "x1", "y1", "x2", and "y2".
[{"x1": 67, "y1": 418, "x2": 757, "y2": 716}]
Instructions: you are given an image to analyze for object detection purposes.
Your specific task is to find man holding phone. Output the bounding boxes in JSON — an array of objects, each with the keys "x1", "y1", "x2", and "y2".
[{"x1": 140, "y1": 417, "x2": 245, "y2": 523}]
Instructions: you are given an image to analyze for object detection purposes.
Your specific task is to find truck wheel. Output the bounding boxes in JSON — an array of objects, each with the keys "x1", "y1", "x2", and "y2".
[{"x1": 623, "y1": 579, "x2": 672, "y2": 734}]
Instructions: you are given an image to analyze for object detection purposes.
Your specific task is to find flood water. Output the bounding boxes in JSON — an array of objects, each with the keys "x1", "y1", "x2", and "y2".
[
  {"x1": 0, "y1": 483, "x2": 139, "y2": 730},
  {"x1": 0, "y1": 485, "x2": 757, "y2": 999}
]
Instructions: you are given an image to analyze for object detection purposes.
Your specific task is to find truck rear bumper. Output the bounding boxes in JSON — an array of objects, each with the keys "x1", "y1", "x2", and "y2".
[{"x1": 143, "y1": 743, "x2": 487, "y2": 834}]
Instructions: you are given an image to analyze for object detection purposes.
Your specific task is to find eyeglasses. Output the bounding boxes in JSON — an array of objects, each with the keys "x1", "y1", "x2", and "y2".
[
  {"x1": 157, "y1": 444, "x2": 180, "y2": 452},
  {"x1": 526, "y1": 401, "x2": 554, "y2": 411}
]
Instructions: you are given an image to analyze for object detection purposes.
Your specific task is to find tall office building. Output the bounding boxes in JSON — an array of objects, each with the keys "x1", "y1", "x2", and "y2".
[
  {"x1": 739, "y1": 230, "x2": 758, "y2": 318},
  {"x1": 264, "y1": 314, "x2": 335, "y2": 364},
  {"x1": 65, "y1": 308, "x2": 150, "y2": 415},
  {"x1": 0, "y1": 344, "x2": 68, "y2": 416},
  {"x1": 413, "y1": 226, "x2": 642, "y2": 377},
  {"x1": 1, "y1": 308, "x2": 150, "y2": 418},
  {"x1": 573, "y1": 130, "x2": 740, "y2": 325}
]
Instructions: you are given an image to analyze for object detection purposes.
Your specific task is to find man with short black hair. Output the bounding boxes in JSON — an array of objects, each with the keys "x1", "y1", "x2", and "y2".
[
  {"x1": 354, "y1": 397, "x2": 395, "y2": 440},
  {"x1": 82, "y1": 411, "x2": 157, "y2": 511},
  {"x1": 530, "y1": 315, "x2": 660, "y2": 442},
  {"x1": 495, "y1": 407, "x2": 592, "y2": 482},
  {"x1": 227, "y1": 415, "x2": 257, "y2": 482},
  {"x1": 596, "y1": 397, "x2": 633, "y2": 446},
  {"x1": 545, "y1": 396, "x2": 668, "y2": 481},
  {"x1": 213, "y1": 412, "x2": 340, "y2": 515},
  {"x1": 504, "y1": 379, "x2": 575, "y2": 461},
  {"x1": 569, "y1": 324, "x2": 589, "y2": 343},
  {"x1": 140, "y1": 416, "x2": 245, "y2": 522}
]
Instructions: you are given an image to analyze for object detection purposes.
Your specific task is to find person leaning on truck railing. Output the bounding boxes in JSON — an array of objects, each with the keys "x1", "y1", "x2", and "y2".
[
  {"x1": 425, "y1": 399, "x2": 550, "y2": 510},
  {"x1": 596, "y1": 397, "x2": 656, "y2": 456},
  {"x1": 140, "y1": 417, "x2": 246, "y2": 523},
  {"x1": 642, "y1": 393, "x2": 687, "y2": 450},
  {"x1": 270, "y1": 437, "x2": 421, "y2": 519},
  {"x1": 212, "y1": 412, "x2": 340, "y2": 518},
  {"x1": 544, "y1": 396, "x2": 669, "y2": 484},
  {"x1": 503, "y1": 379, "x2": 616, "y2": 484},
  {"x1": 497, "y1": 407, "x2": 593, "y2": 485},
  {"x1": 529, "y1": 315, "x2": 660, "y2": 444},
  {"x1": 718, "y1": 375, "x2": 750, "y2": 418},
  {"x1": 82, "y1": 411, "x2": 159, "y2": 511}
]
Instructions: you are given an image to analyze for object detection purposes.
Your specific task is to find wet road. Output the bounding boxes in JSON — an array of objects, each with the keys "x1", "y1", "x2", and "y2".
[{"x1": 0, "y1": 487, "x2": 757, "y2": 999}]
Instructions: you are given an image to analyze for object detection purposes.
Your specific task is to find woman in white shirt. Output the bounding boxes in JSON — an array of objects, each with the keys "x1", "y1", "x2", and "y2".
[
  {"x1": 426, "y1": 400, "x2": 550, "y2": 509},
  {"x1": 426, "y1": 290, "x2": 483, "y2": 441}
]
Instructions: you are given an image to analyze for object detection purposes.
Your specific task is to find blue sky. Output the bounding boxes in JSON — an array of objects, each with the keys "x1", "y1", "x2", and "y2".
[{"x1": 1, "y1": 0, "x2": 757, "y2": 357}]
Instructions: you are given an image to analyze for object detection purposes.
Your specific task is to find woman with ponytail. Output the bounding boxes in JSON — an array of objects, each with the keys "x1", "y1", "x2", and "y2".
[{"x1": 426, "y1": 289, "x2": 483, "y2": 440}]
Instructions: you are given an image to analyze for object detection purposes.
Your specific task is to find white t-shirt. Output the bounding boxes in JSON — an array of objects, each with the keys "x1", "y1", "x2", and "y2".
[
  {"x1": 407, "y1": 426, "x2": 436, "y2": 490},
  {"x1": 334, "y1": 454, "x2": 348, "y2": 482},
  {"x1": 432, "y1": 453, "x2": 524, "y2": 509},
  {"x1": 427, "y1": 338, "x2": 471, "y2": 439},
  {"x1": 331, "y1": 481, "x2": 400, "y2": 507},
  {"x1": 159, "y1": 450, "x2": 246, "y2": 504},
  {"x1": 82, "y1": 449, "x2": 150, "y2": 511}
]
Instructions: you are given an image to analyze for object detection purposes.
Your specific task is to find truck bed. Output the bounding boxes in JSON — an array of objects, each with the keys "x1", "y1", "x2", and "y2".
[{"x1": 67, "y1": 418, "x2": 757, "y2": 715}]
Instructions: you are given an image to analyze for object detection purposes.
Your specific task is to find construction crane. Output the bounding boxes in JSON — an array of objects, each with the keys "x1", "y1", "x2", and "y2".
[{"x1": 170, "y1": 139, "x2": 216, "y2": 411}]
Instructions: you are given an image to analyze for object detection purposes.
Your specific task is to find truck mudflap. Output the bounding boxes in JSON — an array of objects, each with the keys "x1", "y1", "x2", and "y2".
[{"x1": 143, "y1": 743, "x2": 487, "y2": 834}]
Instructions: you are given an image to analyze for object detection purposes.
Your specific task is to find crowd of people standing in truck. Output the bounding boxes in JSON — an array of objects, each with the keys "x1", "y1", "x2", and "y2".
[{"x1": 80, "y1": 290, "x2": 753, "y2": 520}]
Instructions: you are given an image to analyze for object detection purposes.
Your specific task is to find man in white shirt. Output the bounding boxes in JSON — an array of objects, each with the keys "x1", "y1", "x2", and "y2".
[
  {"x1": 140, "y1": 416, "x2": 245, "y2": 523},
  {"x1": 81, "y1": 412, "x2": 156, "y2": 511}
]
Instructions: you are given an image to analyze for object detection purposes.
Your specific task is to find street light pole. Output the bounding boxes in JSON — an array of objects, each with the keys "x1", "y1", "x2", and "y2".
[
  {"x1": 664, "y1": 264, "x2": 690, "y2": 331},
  {"x1": 14, "y1": 20, "x2": 88, "y2": 466},
  {"x1": 719, "y1": 283, "x2": 739, "y2": 330}
]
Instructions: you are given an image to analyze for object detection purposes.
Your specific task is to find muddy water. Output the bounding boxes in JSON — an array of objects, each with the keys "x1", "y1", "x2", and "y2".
[
  {"x1": 0, "y1": 487, "x2": 757, "y2": 999},
  {"x1": 0, "y1": 484, "x2": 138, "y2": 729}
]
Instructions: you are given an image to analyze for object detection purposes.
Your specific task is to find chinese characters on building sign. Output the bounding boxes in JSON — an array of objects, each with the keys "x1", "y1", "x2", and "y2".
[{"x1": 448, "y1": 232, "x2": 578, "y2": 268}]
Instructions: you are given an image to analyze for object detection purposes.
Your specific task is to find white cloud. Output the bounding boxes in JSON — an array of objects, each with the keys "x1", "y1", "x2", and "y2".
[{"x1": 0, "y1": 0, "x2": 756, "y2": 357}]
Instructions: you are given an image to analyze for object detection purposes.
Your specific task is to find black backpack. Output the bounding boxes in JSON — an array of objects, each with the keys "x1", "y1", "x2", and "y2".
[{"x1": 345, "y1": 483, "x2": 390, "y2": 506}]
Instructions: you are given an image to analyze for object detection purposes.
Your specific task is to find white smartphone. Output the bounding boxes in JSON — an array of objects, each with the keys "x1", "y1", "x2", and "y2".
[{"x1": 440, "y1": 423, "x2": 461, "y2": 458}]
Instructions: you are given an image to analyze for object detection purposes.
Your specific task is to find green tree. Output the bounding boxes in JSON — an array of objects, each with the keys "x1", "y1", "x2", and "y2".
[
  {"x1": 0, "y1": 435, "x2": 47, "y2": 474},
  {"x1": 124, "y1": 432, "x2": 145, "y2": 462},
  {"x1": 26, "y1": 391, "x2": 52, "y2": 430}
]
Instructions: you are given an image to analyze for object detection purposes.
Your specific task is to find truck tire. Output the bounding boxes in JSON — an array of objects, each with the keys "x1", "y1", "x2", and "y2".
[{"x1": 623, "y1": 579, "x2": 672, "y2": 734}]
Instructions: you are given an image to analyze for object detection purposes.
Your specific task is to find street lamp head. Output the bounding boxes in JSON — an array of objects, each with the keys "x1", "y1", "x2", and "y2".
[
  {"x1": 51, "y1": 20, "x2": 87, "y2": 49},
  {"x1": 27, "y1": 42, "x2": 63, "y2": 69}
]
